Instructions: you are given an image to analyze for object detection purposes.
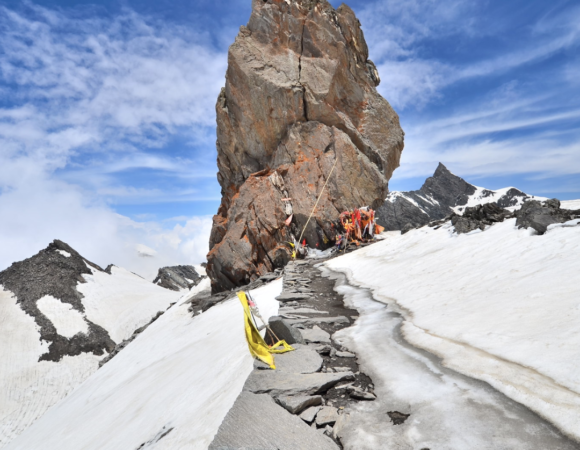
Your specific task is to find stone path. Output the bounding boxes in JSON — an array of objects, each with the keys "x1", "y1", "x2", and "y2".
[{"x1": 209, "y1": 258, "x2": 376, "y2": 449}]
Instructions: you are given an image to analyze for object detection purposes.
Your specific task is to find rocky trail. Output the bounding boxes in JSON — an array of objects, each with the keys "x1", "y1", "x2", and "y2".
[{"x1": 210, "y1": 256, "x2": 378, "y2": 449}]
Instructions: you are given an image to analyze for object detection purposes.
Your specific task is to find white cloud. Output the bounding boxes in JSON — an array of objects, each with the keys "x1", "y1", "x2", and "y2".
[{"x1": 0, "y1": 4, "x2": 222, "y2": 277}]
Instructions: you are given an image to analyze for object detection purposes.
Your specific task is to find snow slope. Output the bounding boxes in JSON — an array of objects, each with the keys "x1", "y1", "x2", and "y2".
[
  {"x1": 6, "y1": 279, "x2": 282, "y2": 450},
  {"x1": 0, "y1": 265, "x2": 181, "y2": 448},
  {"x1": 452, "y1": 185, "x2": 546, "y2": 213},
  {"x1": 325, "y1": 215, "x2": 580, "y2": 441}
]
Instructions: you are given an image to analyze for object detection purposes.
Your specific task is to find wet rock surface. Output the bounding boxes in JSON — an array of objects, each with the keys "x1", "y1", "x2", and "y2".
[
  {"x1": 152, "y1": 265, "x2": 203, "y2": 291},
  {"x1": 0, "y1": 240, "x2": 115, "y2": 362},
  {"x1": 207, "y1": 0, "x2": 405, "y2": 293}
]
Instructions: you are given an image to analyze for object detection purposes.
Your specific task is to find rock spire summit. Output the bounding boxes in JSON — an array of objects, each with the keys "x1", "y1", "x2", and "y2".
[{"x1": 207, "y1": 0, "x2": 405, "y2": 292}]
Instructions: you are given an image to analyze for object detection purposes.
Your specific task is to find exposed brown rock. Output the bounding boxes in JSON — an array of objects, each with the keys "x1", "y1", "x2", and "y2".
[{"x1": 207, "y1": 0, "x2": 404, "y2": 292}]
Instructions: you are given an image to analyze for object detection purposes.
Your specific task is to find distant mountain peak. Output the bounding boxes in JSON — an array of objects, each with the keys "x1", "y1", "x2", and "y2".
[{"x1": 376, "y1": 163, "x2": 534, "y2": 231}]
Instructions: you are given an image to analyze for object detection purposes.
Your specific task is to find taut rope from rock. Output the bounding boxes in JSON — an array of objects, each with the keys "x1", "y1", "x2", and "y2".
[{"x1": 297, "y1": 157, "x2": 339, "y2": 246}]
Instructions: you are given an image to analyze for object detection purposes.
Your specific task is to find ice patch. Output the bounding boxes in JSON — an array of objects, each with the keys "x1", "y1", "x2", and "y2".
[
  {"x1": 36, "y1": 296, "x2": 89, "y2": 338},
  {"x1": 325, "y1": 219, "x2": 580, "y2": 441},
  {"x1": 320, "y1": 272, "x2": 579, "y2": 449},
  {"x1": 56, "y1": 250, "x2": 71, "y2": 258}
]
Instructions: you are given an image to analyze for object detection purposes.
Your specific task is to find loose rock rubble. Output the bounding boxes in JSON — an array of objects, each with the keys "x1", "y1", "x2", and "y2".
[{"x1": 210, "y1": 258, "x2": 377, "y2": 448}]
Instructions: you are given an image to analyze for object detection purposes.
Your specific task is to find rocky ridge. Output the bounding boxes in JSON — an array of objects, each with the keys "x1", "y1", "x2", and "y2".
[
  {"x1": 153, "y1": 265, "x2": 203, "y2": 291},
  {"x1": 0, "y1": 240, "x2": 115, "y2": 362},
  {"x1": 207, "y1": 0, "x2": 404, "y2": 293},
  {"x1": 376, "y1": 163, "x2": 534, "y2": 231}
]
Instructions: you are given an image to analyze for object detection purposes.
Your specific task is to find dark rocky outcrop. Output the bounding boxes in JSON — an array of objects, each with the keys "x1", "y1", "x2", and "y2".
[
  {"x1": 451, "y1": 203, "x2": 514, "y2": 234},
  {"x1": 153, "y1": 265, "x2": 202, "y2": 291},
  {"x1": 376, "y1": 163, "x2": 531, "y2": 231},
  {"x1": 0, "y1": 240, "x2": 115, "y2": 362},
  {"x1": 207, "y1": 0, "x2": 405, "y2": 293},
  {"x1": 515, "y1": 199, "x2": 580, "y2": 234}
]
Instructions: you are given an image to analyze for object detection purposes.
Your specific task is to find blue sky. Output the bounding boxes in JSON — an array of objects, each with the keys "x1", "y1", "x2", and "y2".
[{"x1": 0, "y1": 0, "x2": 579, "y2": 277}]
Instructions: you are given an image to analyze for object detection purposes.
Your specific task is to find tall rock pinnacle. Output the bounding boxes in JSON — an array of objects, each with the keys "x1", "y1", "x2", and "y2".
[{"x1": 207, "y1": 0, "x2": 405, "y2": 292}]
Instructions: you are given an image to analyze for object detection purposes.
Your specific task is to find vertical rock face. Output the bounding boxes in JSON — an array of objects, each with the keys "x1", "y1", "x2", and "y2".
[{"x1": 207, "y1": 0, "x2": 404, "y2": 292}]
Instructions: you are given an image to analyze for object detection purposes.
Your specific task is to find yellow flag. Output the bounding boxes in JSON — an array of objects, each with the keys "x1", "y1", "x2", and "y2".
[{"x1": 237, "y1": 291, "x2": 294, "y2": 369}]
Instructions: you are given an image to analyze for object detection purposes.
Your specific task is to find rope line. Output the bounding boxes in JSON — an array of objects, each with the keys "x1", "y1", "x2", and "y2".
[{"x1": 297, "y1": 156, "x2": 339, "y2": 244}]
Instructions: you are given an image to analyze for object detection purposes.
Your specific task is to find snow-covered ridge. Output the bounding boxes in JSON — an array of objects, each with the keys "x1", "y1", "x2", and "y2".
[
  {"x1": 0, "y1": 241, "x2": 182, "y2": 448},
  {"x1": 6, "y1": 279, "x2": 282, "y2": 450},
  {"x1": 376, "y1": 163, "x2": 541, "y2": 231},
  {"x1": 326, "y1": 215, "x2": 580, "y2": 441}
]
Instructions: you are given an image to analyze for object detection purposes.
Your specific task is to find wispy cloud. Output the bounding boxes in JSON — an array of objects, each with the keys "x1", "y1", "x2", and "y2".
[{"x1": 0, "y1": 3, "x2": 226, "y2": 275}]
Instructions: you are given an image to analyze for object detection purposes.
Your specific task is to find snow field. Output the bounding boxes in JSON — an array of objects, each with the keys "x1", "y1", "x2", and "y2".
[
  {"x1": 36, "y1": 296, "x2": 89, "y2": 338},
  {"x1": 6, "y1": 278, "x2": 282, "y2": 450},
  {"x1": 322, "y1": 274, "x2": 577, "y2": 449},
  {"x1": 0, "y1": 288, "x2": 101, "y2": 447},
  {"x1": 0, "y1": 265, "x2": 183, "y2": 448},
  {"x1": 78, "y1": 265, "x2": 180, "y2": 343},
  {"x1": 326, "y1": 218, "x2": 580, "y2": 441}
]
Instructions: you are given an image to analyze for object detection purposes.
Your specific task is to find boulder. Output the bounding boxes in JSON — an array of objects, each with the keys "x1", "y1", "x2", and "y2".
[
  {"x1": 207, "y1": 0, "x2": 404, "y2": 293},
  {"x1": 516, "y1": 199, "x2": 578, "y2": 234},
  {"x1": 267, "y1": 316, "x2": 305, "y2": 345}
]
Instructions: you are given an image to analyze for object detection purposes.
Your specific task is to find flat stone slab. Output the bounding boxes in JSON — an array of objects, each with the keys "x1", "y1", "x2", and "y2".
[
  {"x1": 300, "y1": 326, "x2": 331, "y2": 344},
  {"x1": 316, "y1": 406, "x2": 339, "y2": 426},
  {"x1": 279, "y1": 307, "x2": 329, "y2": 315},
  {"x1": 244, "y1": 371, "x2": 354, "y2": 397},
  {"x1": 274, "y1": 345, "x2": 322, "y2": 373},
  {"x1": 336, "y1": 351, "x2": 355, "y2": 358},
  {"x1": 277, "y1": 395, "x2": 322, "y2": 414},
  {"x1": 209, "y1": 392, "x2": 339, "y2": 450},
  {"x1": 276, "y1": 292, "x2": 312, "y2": 302},
  {"x1": 300, "y1": 405, "x2": 322, "y2": 423},
  {"x1": 287, "y1": 316, "x2": 350, "y2": 325}
]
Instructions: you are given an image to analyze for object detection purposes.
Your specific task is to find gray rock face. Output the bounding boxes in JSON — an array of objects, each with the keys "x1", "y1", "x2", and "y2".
[
  {"x1": 277, "y1": 395, "x2": 323, "y2": 415},
  {"x1": 244, "y1": 370, "x2": 354, "y2": 397},
  {"x1": 208, "y1": 392, "x2": 339, "y2": 450},
  {"x1": 0, "y1": 240, "x2": 115, "y2": 362},
  {"x1": 207, "y1": 0, "x2": 405, "y2": 293},
  {"x1": 515, "y1": 199, "x2": 579, "y2": 234},
  {"x1": 376, "y1": 163, "x2": 531, "y2": 231},
  {"x1": 153, "y1": 265, "x2": 202, "y2": 291},
  {"x1": 267, "y1": 316, "x2": 305, "y2": 345}
]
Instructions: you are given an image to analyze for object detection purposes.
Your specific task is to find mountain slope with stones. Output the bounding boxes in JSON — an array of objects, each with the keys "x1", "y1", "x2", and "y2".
[
  {"x1": 207, "y1": 0, "x2": 404, "y2": 293},
  {"x1": 0, "y1": 240, "x2": 182, "y2": 447}
]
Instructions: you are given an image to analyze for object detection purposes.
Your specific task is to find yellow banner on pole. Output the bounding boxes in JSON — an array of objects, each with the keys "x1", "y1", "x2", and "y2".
[{"x1": 237, "y1": 291, "x2": 294, "y2": 369}]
